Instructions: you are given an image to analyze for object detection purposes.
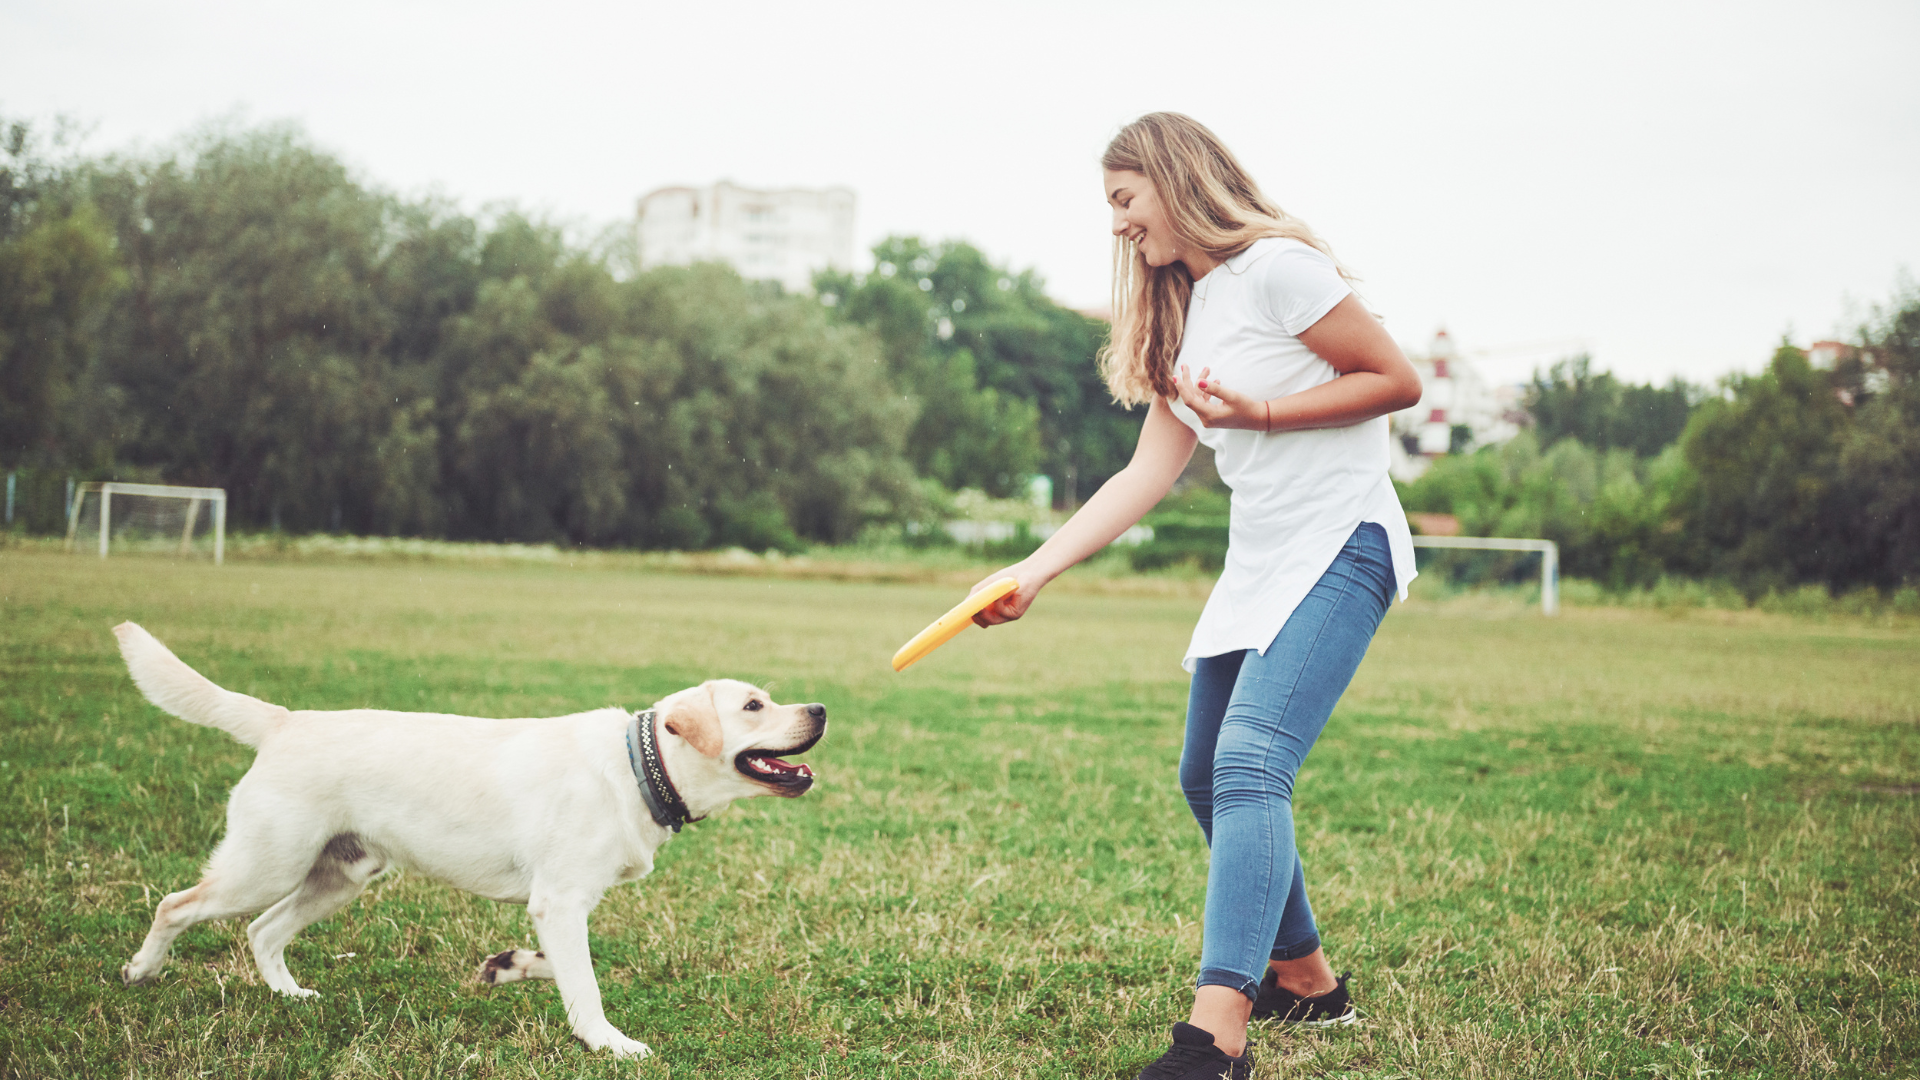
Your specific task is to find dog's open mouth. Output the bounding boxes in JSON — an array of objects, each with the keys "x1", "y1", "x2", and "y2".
[
  {"x1": 734, "y1": 722, "x2": 823, "y2": 795},
  {"x1": 734, "y1": 750, "x2": 815, "y2": 792}
]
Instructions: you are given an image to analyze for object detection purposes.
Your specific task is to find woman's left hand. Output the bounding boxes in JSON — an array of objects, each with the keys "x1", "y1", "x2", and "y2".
[{"x1": 1174, "y1": 365, "x2": 1266, "y2": 430}]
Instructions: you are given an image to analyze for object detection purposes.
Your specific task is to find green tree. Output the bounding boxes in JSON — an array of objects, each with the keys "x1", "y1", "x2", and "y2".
[
  {"x1": 428, "y1": 220, "x2": 621, "y2": 542},
  {"x1": 818, "y1": 239, "x2": 1038, "y2": 496},
  {"x1": 0, "y1": 119, "x2": 126, "y2": 471},
  {"x1": 428, "y1": 224, "x2": 921, "y2": 549},
  {"x1": 48, "y1": 121, "x2": 927, "y2": 550},
  {"x1": 1399, "y1": 430, "x2": 1698, "y2": 589},
  {"x1": 820, "y1": 237, "x2": 1134, "y2": 502},
  {"x1": 1837, "y1": 289, "x2": 1920, "y2": 587},
  {"x1": 1681, "y1": 343, "x2": 1852, "y2": 589},
  {"x1": 1527, "y1": 355, "x2": 1699, "y2": 458},
  {"x1": 88, "y1": 122, "x2": 407, "y2": 533},
  {"x1": 617, "y1": 263, "x2": 918, "y2": 548}
]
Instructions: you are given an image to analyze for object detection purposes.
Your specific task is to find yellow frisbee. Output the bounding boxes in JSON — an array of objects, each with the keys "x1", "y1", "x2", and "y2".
[{"x1": 891, "y1": 577, "x2": 1020, "y2": 672}]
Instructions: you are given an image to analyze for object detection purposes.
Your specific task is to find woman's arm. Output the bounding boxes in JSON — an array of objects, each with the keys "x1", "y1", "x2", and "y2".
[
  {"x1": 1173, "y1": 295, "x2": 1423, "y2": 431},
  {"x1": 969, "y1": 396, "x2": 1198, "y2": 625}
]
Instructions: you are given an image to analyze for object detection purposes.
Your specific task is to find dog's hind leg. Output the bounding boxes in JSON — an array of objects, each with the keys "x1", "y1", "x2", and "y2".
[
  {"x1": 122, "y1": 878, "x2": 229, "y2": 986},
  {"x1": 122, "y1": 856, "x2": 315, "y2": 987},
  {"x1": 476, "y1": 948, "x2": 556, "y2": 987},
  {"x1": 246, "y1": 834, "x2": 386, "y2": 997},
  {"x1": 122, "y1": 787, "x2": 329, "y2": 988}
]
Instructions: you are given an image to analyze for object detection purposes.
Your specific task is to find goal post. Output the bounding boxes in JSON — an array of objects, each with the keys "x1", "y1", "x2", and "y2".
[
  {"x1": 64, "y1": 482, "x2": 227, "y2": 565},
  {"x1": 1410, "y1": 535, "x2": 1558, "y2": 615}
]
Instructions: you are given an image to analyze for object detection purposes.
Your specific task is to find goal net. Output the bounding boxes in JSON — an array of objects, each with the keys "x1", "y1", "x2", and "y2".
[
  {"x1": 65, "y1": 482, "x2": 227, "y2": 564},
  {"x1": 1411, "y1": 535, "x2": 1559, "y2": 615}
]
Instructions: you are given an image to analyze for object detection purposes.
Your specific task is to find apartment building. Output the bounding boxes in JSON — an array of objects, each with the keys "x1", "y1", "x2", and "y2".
[{"x1": 635, "y1": 181, "x2": 855, "y2": 293}]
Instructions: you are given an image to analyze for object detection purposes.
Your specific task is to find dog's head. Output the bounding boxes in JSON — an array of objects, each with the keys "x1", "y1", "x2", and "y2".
[{"x1": 652, "y1": 679, "x2": 825, "y2": 814}]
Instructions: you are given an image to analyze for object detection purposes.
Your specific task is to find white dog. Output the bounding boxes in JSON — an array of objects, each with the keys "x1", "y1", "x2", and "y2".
[{"x1": 111, "y1": 621, "x2": 825, "y2": 1058}]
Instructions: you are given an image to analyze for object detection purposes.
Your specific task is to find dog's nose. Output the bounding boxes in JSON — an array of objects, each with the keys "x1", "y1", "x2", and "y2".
[{"x1": 805, "y1": 703, "x2": 826, "y2": 721}]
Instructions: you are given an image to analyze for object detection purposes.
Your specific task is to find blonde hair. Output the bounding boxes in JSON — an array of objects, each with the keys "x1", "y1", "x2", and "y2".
[{"x1": 1099, "y1": 112, "x2": 1348, "y2": 406}]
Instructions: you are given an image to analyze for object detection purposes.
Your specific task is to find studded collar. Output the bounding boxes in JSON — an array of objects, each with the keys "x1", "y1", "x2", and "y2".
[{"x1": 626, "y1": 708, "x2": 701, "y2": 832}]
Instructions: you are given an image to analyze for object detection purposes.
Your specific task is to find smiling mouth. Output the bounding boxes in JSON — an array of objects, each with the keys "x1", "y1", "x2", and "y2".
[
  {"x1": 735, "y1": 721, "x2": 824, "y2": 794},
  {"x1": 736, "y1": 750, "x2": 814, "y2": 785}
]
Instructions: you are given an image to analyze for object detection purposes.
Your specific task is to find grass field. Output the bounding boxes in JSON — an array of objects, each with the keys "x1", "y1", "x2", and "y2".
[{"x1": 3, "y1": 548, "x2": 1917, "y2": 1079}]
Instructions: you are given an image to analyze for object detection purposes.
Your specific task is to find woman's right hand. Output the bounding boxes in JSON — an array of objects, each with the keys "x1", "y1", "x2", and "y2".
[{"x1": 970, "y1": 562, "x2": 1045, "y2": 627}]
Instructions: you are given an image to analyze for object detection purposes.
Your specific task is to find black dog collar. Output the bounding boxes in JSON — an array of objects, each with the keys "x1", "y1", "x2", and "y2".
[{"x1": 626, "y1": 708, "x2": 701, "y2": 832}]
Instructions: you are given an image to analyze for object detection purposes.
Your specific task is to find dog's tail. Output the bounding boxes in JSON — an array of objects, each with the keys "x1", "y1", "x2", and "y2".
[{"x1": 114, "y1": 622, "x2": 288, "y2": 748}]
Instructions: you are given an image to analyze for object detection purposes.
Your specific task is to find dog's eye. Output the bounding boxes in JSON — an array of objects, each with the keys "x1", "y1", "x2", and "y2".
[{"x1": 744, "y1": 699, "x2": 764, "y2": 711}]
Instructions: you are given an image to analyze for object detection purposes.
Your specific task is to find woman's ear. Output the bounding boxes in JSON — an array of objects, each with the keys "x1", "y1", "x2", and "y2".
[{"x1": 660, "y1": 682, "x2": 723, "y2": 757}]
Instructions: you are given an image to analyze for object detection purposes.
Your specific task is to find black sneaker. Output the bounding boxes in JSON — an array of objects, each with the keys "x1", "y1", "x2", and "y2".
[
  {"x1": 1133, "y1": 1022, "x2": 1252, "y2": 1080},
  {"x1": 1250, "y1": 969, "x2": 1358, "y2": 1026}
]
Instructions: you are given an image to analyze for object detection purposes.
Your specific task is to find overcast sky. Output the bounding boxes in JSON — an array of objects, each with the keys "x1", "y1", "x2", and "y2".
[{"x1": 4, "y1": 0, "x2": 1916, "y2": 385}]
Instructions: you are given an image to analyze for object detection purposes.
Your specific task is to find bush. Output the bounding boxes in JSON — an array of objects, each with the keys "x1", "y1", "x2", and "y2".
[
  {"x1": 1758, "y1": 583, "x2": 1837, "y2": 618},
  {"x1": 1129, "y1": 516, "x2": 1229, "y2": 572},
  {"x1": 1130, "y1": 487, "x2": 1230, "y2": 572},
  {"x1": 1, "y1": 467, "x2": 77, "y2": 534}
]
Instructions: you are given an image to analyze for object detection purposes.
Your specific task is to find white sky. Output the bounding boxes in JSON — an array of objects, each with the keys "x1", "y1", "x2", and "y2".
[{"x1": 5, "y1": 0, "x2": 1916, "y2": 385}]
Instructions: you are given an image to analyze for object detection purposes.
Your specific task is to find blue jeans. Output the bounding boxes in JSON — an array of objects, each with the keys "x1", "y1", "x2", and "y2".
[{"x1": 1182, "y1": 522, "x2": 1396, "y2": 1001}]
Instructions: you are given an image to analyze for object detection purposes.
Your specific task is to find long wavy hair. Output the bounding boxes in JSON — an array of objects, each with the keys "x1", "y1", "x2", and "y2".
[{"x1": 1099, "y1": 112, "x2": 1347, "y2": 406}]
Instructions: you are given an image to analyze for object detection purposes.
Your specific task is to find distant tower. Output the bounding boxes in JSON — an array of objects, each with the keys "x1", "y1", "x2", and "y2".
[
  {"x1": 1417, "y1": 328, "x2": 1459, "y2": 454},
  {"x1": 635, "y1": 181, "x2": 855, "y2": 294},
  {"x1": 1390, "y1": 327, "x2": 1508, "y2": 481}
]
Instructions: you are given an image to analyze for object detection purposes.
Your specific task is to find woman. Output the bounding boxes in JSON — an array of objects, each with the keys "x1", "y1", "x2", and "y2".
[{"x1": 970, "y1": 113, "x2": 1422, "y2": 1080}]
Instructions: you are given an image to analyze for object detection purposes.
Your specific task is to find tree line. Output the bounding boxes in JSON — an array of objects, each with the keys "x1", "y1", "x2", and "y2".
[
  {"x1": 1401, "y1": 303, "x2": 1920, "y2": 594},
  {"x1": 6, "y1": 115, "x2": 1914, "y2": 593},
  {"x1": 0, "y1": 118, "x2": 1132, "y2": 547}
]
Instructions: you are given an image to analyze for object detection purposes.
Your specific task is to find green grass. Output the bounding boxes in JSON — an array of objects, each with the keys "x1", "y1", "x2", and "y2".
[{"x1": 2, "y1": 549, "x2": 1916, "y2": 1079}]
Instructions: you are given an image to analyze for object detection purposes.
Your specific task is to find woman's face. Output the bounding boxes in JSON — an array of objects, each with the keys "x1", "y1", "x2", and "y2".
[{"x1": 1105, "y1": 168, "x2": 1185, "y2": 269}]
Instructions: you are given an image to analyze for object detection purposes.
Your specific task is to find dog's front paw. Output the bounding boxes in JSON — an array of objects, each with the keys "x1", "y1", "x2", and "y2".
[
  {"x1": 607, "y1": 1035, "x2": 652, "y2": 1059},
  {"x1": 120, "y1": 961, "x2": 152, "y2": 987},
  {"x1": 578, "y1": 1027, "x2": 651, "y2": 1058}
]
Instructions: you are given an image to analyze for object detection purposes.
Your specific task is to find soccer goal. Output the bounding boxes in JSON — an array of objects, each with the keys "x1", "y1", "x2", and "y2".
[
  {"x1": 64, "y1": 482, "x2": 227, "y2": 564},
  {"x1": 1410, "y1": 535, "x2": 1559, "y2": 615}
]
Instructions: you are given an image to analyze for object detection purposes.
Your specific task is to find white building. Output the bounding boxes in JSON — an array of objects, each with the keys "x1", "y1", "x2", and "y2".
[
  {"x1": 1389, "y1": 329, "x2": 1531, "y2": 481},
  {"x1": 635, "y1": 181, "x2": 855, "y2": 293}
]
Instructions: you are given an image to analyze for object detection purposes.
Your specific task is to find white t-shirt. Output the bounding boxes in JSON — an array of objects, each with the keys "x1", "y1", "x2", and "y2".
[{"x1": 1165, "y1": 236, "x2": 1417, "y2": 672}]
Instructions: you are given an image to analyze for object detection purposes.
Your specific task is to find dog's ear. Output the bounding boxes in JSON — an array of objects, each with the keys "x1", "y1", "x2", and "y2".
[{"x1": 661, "y1": 683, "x2": 723, "y2": 758}]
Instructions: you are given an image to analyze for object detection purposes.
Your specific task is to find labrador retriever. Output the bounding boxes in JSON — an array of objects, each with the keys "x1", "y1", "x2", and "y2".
[{"x1": 111, "y1": 621, "x2": 824, "y2": 1058}]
